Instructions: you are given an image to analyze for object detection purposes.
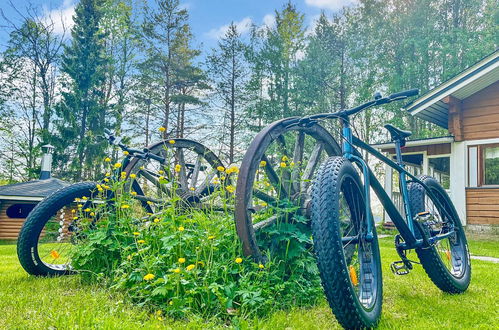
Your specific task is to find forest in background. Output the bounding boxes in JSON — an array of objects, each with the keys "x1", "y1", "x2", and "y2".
[{"x1": 0, "y1": 0, "x2": 497, "y2": 182}]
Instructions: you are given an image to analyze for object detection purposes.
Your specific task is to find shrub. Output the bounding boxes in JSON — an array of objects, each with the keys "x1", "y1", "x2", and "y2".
[{"x1": 70, "y1": 165, "x2": 322, "y2": 322}]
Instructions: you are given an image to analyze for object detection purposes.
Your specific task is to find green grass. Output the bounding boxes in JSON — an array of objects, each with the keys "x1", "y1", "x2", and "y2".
[
  {"x1": 1, "y1": 236, "x2": 498, "y2": 329},
  {"x1": 467, "y1": 233, "x2": 499, "y2": 258}
]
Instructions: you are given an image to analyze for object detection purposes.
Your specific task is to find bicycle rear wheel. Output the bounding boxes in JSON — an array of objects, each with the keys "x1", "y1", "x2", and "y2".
[
  {"x1": 408, "y1": 175, "x2": 471, "y2": 293},
  {"x1": 311, "y1": 156, "x2": 382, "y2": 328}
]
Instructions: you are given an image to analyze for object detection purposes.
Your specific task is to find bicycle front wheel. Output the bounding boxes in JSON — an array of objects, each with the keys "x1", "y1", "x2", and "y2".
[{"x1": 311, "y1": 156, "x2": 382, "y2": 328}]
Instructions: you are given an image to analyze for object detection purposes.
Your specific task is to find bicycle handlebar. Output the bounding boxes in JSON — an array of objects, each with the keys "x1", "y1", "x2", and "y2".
[
  {"x1": 304, "y1": 88, "x2": 419, "y2": 123},
  {"x1": 102, "y1": 129, "x2": 166, "y2": 163}
]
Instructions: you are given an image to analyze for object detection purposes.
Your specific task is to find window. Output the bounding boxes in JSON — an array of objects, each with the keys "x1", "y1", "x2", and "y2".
[
  {"x1": 6, "y1": 203, "x2": 36, "y2": 218},
  {"x1": 483, "y1": 145, "x2": 499, "y2": 185},
  {"x1": 468, "y1": 144, "x2": 499, "y2": 187},
  {"x1": 429, "y1": 157, "x2": 450, "y2": 189}
]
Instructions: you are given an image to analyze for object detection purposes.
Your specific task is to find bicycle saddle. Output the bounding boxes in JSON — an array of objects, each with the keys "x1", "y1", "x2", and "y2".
[{"x1": 384, "y1": 124, "x2": 412, "y2": 142}]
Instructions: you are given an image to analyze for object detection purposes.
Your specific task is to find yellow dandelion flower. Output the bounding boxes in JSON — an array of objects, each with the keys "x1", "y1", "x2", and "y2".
[
  {"x1": 154, "y1": 218, "x2": 160, "y2": 223},
  {"x1": 217, "y1": 166, "x2": 225, "y2": 172},
  {"x1": 225, "y1": 185, "x2": 235, "y2": 193},
  {"x1": 186, "y1": 264, "x2": 195, "y2": 271},
  {"x1": 189, "y1": 187, "x2": 195, "y2": 191},
  {"x1": 169, "y1": 140, "x2": 175, "y2": 144},
  {"x1": 280, "y1": 162, "x2": 287, "y2": 168},
  {"x1": 178, "y1": 226, "x2": 185, "y2": 232},
  {"x1": 131, "y1": 191, "x2": 137, "y2": 196},
  {"x1": 158, "y1": 127, "x2": 166, "y2": 132},
  {"x1": 139, "y1": 166, "x2": 145, "y2": 170},
  {"x1": 281, "y1": 155, "x2": 288, "y2": 161},
  {"x1": 121, "y1": 204, "x2": 130, "y2": 209},
  {"x1": 82, "y1": 196, "x2": 88, "y2": 200},
  {"x1": 77, "y1": 204, "x2": 83, "y2": 208},
  {"x1": 84, "y1": 208, "x2": 91, "y2": 212},
  {"x1": 71, "y1": 209, "x2": 76, "y2": 213},
  {"x1": 73, "y1": 216, "x2": 78, "y2": 220},
  {"x1": 90, "y1": 212, "x2": 95, "y2": 216},
  {"x1": 103, "y1": 178, "x2": 109, "y2": 183},
  {"x1": 259, "y1": 160, "x2": 267, "y2": 167},
  {"x1": 178, "y1": 257, "x2": 186, "y2": 264},
  {"x1": 104, "y1": 157, "x2": 111, "y2": 162},
  {"x1": 208, "y1": 235, "x2": 215, "y2": 240},
  {"x1": 130, "y1": 173, "x2": 136, "y2": 179},
  {"x1": 137, "y1": 240, "x2": 145, "y2": 244},
  {"x1": 143, "y1": 273, "x2": 155, "y2": 281},
  {"x1": 172, "y1": 268, "x2": 180, "y2": 274},
  {"x1": 197, "y1": 261, "x2": 205, "y2": 267},
  {"x1": 175, "y1": 164, "x2": 181, "y2": 173},
  {"x1": 147, "y1": 201, "x2": 154, "y2": 205},
  {"x1": 114, "y1": 162, "x2": 122, "y2": 169},
  {"x1": 260, "y1": 202, "x2": 268, "y2": 207},
  {"x1": 50, "y1": 250, "x2": 60, "y2": 259},
  {"x1": 127, "y1": 255, "x2": 132, "y2": 260},
  {"x1": 105, "y1": 172, "x2": 110, "y2": 177},
  {"x1": 133, "y1": 232, "x2": 140, "y2": 236},
  {"x1": 290, "y1": 161, "x2": 295, "y2": 166},
  {"x1": 123, "y1": 151, "x2": 129, "y2": 156},
  {"x1": 220, "y1": 176, "x2": 226, "y2": 181},
  {"x1": 121, "y1": 171, "x2": 127, "y2": 177},
  {"x1": 158, "y1": 170, "x2": 164, "y2": 174},
  {"x1": 235, "y1": 257, "x2": 243, "y2": 264},
  {"x1": 259, "y1": 264, "x2": 264, "y2": 269},
  {"x1": 159, "y1": 176, "x2": 165, "y2": 180}
]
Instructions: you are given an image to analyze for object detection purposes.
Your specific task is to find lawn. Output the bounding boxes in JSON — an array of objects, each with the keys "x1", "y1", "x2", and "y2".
[{"x1": 1, "y1": 235, "x2": 497, "y2": 329}]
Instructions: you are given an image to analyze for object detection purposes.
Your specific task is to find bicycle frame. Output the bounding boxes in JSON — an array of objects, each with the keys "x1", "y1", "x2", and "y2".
[{"x1": 341, "y1": 117, "x2": 455, "y2": 250}]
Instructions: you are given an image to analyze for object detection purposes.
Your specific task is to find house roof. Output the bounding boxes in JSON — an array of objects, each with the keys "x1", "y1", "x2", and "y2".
[
  {"x1": 0, "y1": 178, "x2": 69, "y2": 201},
  {"x1": 404, "y1": 51, "x2": 499, "y2": 128},
  {"x1": 372, "y1": 136, "x2": 454, "y2": 150}
]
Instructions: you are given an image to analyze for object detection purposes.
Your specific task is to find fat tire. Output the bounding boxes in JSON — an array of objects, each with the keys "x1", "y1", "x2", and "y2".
[
  {"x1": 311, "y1": 156, "x2": 382, "y2": 329},
  {"x1": 408, "y1": 175, "x2": 471, "y2": 293},
  {"x1": 17, "y1": 182, "x2": 98, "y2": 276}
]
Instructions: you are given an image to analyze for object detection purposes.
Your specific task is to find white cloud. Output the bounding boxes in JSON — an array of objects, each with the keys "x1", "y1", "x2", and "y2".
[
  {"x1": 205, "y1": 17, "x2": 253, "y2": 40},
  {"x1": 305, "y1": 0, "x2": 358, "y2": 11},
  {"x1": 41, "y1": 0, "x2": 75, "y2": 35},
  {"x1": 262, "y1": 14, "x2": 275, "y2": 28}
]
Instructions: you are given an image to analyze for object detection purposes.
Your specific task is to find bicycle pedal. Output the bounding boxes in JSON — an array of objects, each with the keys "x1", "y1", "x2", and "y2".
[{"x1": 390, "y1": 260, "x2": 411, "y2": 275}]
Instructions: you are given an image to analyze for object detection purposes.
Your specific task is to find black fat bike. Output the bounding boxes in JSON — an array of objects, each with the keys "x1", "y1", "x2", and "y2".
[
  {"x1": 17, "y1": 130, "x2": 227, "y2": 276},
  {"x1": 308, "y1": 89, "x2": 471, "y2": 328}
]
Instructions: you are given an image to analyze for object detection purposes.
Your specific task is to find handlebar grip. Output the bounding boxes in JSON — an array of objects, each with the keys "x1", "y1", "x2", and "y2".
[{"x1": 388, "y1": 88, "x2": 419, "y2": 100}]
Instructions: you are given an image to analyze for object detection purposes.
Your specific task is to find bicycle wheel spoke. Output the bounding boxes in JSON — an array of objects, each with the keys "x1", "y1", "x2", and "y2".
[
  {"x1": 176, "y1": 148, "x2": 189, "y2": 190},
  {"x1": 138, "y1": 169, "x2": 170, "y2": 194},
  {"x1": 261, "y1": 154, "x2": 288, "y2": 200},
  {"x1": 190, "y1": 154, "x2": 202, "y2": 189},
  {"x1": 291, "y1": 131, "x2": 305, "y2": 193},
  {"x1": 301, "y1": 143, "x2": 323, "y2": 192},
  {"x1": 253, "y1": 189, "x2": 277, "y2": 206}
]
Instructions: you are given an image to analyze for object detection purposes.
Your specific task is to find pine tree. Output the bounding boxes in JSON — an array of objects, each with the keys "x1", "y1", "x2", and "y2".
[
  {"x1": 55, "y1": 0, "x2": 109, "y2": 180},
  {"x1": 207, "y1": 23, "x2": 250, "y2": 163}
]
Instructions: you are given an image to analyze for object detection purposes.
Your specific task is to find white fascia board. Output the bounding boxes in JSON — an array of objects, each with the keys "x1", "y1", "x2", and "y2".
[
  {"x1": 0, "y1": 195, "x2": 44, "y2": 202},
  {"x1": 407, "y1": 55, "x2": 499, "y2": 116}
]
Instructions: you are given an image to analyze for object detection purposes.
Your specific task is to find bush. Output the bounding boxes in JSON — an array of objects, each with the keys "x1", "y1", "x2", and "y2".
[{"x1": 70, "y1": 164, "x2": 322, "y2": 322}]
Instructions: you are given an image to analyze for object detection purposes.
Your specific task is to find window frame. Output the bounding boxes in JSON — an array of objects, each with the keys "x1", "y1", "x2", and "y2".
[{"x1": 469, "y1": 143, "x2": 499, "y2": 188}]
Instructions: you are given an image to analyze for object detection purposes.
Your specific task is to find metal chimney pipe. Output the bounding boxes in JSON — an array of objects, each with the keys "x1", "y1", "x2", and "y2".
[{"x1": 40, "y1": 144, "x2": 55, "y2": 180}]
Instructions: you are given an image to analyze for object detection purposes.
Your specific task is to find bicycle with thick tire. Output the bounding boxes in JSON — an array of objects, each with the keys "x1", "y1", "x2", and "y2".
[
  {"x1": 17, "y1": 130, "x2": 228, "y2": 276},
  {"x1": 307, "y1": 89, "x2": 471, "y2": 328}
]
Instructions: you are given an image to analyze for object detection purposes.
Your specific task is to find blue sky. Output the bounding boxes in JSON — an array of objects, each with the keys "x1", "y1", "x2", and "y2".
[{"x1": 0, "y1": 0, "x2": 356, "y2": 52}]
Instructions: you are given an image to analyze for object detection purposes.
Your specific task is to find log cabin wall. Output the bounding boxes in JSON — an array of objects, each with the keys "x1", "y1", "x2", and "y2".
[
  {"x1": 466, "y1": 188, "x2": 499, "y2": 225},
  {"x1": 461, "y1": 81, "x2": 499, "y2": 225},
  {"x1": 461, "y1": 81, "x2": 499, "y2": 141},
  {"x1": 0, "y1": 201, "x2": 37, "y2": 240}
]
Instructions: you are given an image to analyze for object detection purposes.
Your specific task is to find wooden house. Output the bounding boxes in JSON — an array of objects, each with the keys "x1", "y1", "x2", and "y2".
[
  {"x1": 374, "y1": 51, "x2": 499, "y2": 230},
  {"x1": 0, "y1": 145, "x2": 69, "y2": 240}
]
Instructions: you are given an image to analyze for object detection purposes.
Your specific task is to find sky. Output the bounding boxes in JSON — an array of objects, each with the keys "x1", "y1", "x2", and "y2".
[{"x1": 0, "y1": 0, "x2": 357, "y2": 52}]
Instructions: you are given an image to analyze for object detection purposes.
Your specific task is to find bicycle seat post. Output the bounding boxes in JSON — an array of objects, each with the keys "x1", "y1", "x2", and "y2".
[{"x1": 394, "y1": 140, "x2": 404, "y2": 166}]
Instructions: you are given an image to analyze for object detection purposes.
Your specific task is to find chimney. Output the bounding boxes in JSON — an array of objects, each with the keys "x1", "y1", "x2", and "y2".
[{"x1": 40, "y1": 144, "x2": 55, "y2": 180}]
